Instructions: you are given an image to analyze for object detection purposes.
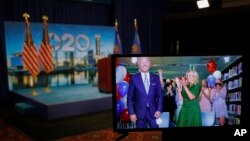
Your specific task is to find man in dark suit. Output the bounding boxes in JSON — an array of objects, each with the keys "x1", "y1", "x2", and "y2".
[{"x1": 127, "y1": 57, "x2": 163, "y2": 128}]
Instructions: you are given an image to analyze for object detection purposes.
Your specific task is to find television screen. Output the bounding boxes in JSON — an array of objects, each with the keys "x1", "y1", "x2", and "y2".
[{"x1": 112, "y1": 54, "x2": 247, "y2": 135}]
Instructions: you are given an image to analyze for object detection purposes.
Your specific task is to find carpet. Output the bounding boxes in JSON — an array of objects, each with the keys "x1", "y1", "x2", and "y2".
[
  {"x1": 0, "y1": 118, "x2": 161, "y2": 141},
  {"x1": 0, "y1": 119, "x2": 31, "y2": 141},
  {"x1": 55, "y1": 128, "x2": 162, "y2": 141}
]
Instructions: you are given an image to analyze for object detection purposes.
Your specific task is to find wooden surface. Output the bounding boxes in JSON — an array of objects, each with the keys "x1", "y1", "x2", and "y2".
[{"x1": 98, "y1": 57, "x2": 112, "y2": 93}]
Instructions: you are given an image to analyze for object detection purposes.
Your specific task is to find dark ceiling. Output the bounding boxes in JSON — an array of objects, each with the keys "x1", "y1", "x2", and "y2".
[
  {"x1": 163, "y1": 0, "x2": 221, "y2": 14},
  {"x1": 64, "y1": 0, "x2": 250, "y2": 13},
  {"x1": 163, "y1": 0, "x2": 250, "y2": 15},
  {"x1": 66, "y1": 0, "x2": 250, "y2": 15}
]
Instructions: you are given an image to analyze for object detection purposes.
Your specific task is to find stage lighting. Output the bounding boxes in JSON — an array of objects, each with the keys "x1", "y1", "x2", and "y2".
[{"x1": 197, "y1": 0, "x2": 210, "y2": 9}]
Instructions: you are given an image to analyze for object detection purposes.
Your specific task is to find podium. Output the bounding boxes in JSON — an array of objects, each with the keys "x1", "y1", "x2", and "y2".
[{"x1": 97, "y1": 57, "x2": 112, "y2": 93}]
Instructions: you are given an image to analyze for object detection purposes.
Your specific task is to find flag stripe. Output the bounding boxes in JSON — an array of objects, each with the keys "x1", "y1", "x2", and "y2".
[
  {"x1": 23, "y1": 45, "x2": 39, "y2": 73},
  {"x1": 39, "y1": 45, "x2": 52, "y2": 72},
  {"x1": 40, "y1": 45, "x2": 51, "y2": 69},
  {"x1": 22, "y1": 43, "x2": 40, "y2": 76},
  {"x1": 44, "y1": 44, "x2": 53, "y2": 64},
  {"x1": 39, "y1": 43, "x2": 53, "y2": 73},
  {"x1": 24, "y1": 45, "x2": 40, "y2": 73},
  {"x1": 23, "y1": 58, "x2": 37, "y2": 76},
  {"x1": 44, "y1": 44, "x2": 53, "y2": 71},
  {"x1": 23, "y1": 46, "x2": 40, "y2": 75},
  {"x1": 39, "y1": 52, "x2": 50, "y2": 72}
]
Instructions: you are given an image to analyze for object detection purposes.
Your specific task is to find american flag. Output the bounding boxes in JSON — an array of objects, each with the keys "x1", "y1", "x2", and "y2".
[
  {"x1": 38, "y1": 15, "x2": 54, "y2": 74},
  {"x1": 22, "y1": 43, "x2": 40, "y2": 77},
  {"x1": 22, "y1": 13, "x2": 40, "y2": 77},
  {"x1": 113, "y1": 20, "x2": 123, "y2": 54},
  {"x1": 132, "y1": 19, "x2": 141, "y2": 54},
  {"x1": 39, "y1": 42, "x2": 53, "y2": 73}
]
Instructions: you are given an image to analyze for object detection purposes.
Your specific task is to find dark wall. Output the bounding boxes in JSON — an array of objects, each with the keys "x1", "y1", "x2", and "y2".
[
  {"x1": 0, "y1": 0, "x2": 113, "y2": 102},
  {"x1": 162, "y1": 6, "x2": 250, "y2": 55}
]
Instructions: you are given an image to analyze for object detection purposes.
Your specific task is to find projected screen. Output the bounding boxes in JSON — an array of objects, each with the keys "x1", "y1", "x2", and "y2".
[
  {"x1": 4, "y1": 21, "x2": 115, "y2": 91},
  {"x1": 112, "y1": 54, "x2": 244, "y2": 131}
]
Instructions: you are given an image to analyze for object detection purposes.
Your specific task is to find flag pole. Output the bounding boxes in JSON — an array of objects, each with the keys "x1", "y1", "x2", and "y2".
[
  {"x1": 134, "y1": 19, "x2": 137, "y2": 29},
  {"x1": 113, "y1": 19, "x2": 120, "y2": 54},
  {"x1": 132, "y1": 18, "x2": 141, "y2": 54},
  {"x1": 23, "y1": 13, "x2": 39, "y2": 96},
  {"x1": 44, "y1": 77, "x2": 51, "y2": 92},
  {"x1": 42, "y1": 15, "x2": 52, "y2": 93},
  {"x1": 115, "y1": 19, "x2": 118, "y2": 27},
  {"x1": 31, "y1": 76, "x2": 38, "y2": 96},
  {"x1": 43, "y1": 15, "x2": 50, "y2": 93}
]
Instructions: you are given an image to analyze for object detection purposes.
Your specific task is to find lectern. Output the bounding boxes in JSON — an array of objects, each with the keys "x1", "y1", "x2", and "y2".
[{"x1": 97, "y1": 57, "x2": 112, "y2": 93}]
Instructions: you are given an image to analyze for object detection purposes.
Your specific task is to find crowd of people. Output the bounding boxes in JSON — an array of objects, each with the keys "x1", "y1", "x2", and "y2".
[{"x1": 157, "y1": 69, "x2": 228, "y2": 127}]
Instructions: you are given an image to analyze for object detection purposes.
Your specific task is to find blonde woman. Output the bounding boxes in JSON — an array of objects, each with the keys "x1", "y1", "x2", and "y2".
[{"x1": 176, "y1": 70, "x2": 202, "y2": 127}]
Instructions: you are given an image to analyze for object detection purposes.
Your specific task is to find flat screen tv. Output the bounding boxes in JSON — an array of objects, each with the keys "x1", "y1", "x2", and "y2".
[{"x1": 111, "y1": 54, "x2": 248, "y2": 138}]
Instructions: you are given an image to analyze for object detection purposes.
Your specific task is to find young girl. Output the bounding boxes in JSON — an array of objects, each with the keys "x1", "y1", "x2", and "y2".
[
  {"x1": 210, "y1": 79, "x2": 228, "y2": 126},
  {"x1": 199, "y1": 80, "x2": 211, "y2": 112}
]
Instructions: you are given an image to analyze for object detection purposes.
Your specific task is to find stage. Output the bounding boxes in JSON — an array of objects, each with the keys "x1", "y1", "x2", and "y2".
[{"x1": 12, "y1": 84, "x2": 112, "y2": 120}]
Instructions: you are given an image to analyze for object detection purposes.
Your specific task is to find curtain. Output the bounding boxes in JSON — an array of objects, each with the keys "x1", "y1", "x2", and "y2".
[{"x1": 115, "y1": 0, "x2": 163, "y2": 54}]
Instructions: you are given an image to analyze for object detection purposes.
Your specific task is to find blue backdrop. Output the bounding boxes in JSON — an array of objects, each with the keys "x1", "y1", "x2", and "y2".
[{"x1": 4, "y1": 21, "x2": 115, "y2": 90}]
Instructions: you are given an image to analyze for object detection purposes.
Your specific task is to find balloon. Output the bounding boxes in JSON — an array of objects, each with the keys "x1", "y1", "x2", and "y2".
[
  {"x1": 116, "y1": 90, "x2": 121, "y2": 100},
  {"x1": 116, "y1": 66, "x2": 127, "y2": 84},
  {"x1": 123, "y1": 72, "x2": 131, "y2": 83},
  {"x1": 116, "y1": 100, "x2": 125, "y2": 117},
  {"x1": 121, "y1": 94, "x2": 127, "y2": 108},
  {"x1": 213, "y1": 70, "x2": 222, "y2": 79},
  {"x1": 118, "y1": 81, "x2": 129, "y2": 97},
  {"x1": 207, "y1": 59, "x2": 217, "y2": 73},
  {"x1": 121, "y1": 108, "x2": 130, "y2": 123},
  {"x1": 207, "y1": 75, "x2": 216, "y2": 88}
]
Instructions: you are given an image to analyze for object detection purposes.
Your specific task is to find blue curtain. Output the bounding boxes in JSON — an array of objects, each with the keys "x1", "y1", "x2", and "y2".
[{"x1": 115, "y1": 0, "x2": 162, "y2": 54}]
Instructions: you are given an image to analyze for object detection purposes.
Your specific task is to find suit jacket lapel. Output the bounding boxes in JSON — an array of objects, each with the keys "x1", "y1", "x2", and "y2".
[{"x1": 148, "y1": 73, "x2": 154, "y2": 95}]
